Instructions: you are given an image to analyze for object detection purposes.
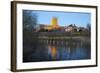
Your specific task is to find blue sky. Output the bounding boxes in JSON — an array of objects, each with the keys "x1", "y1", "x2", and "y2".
[{"x1": 31, "y1": 10, "x2": 91, "y2": 27}]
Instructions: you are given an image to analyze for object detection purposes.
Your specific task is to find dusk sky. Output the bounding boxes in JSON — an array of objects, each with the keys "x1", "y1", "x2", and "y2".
[{"x1": 30, "y1": 10, "x2": 91, "y2": 27}]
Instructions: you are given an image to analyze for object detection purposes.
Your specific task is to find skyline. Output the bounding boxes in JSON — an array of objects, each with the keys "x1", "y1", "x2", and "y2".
[{"x1": 27, "y1": 10, "x2": 91, "y2": 27}]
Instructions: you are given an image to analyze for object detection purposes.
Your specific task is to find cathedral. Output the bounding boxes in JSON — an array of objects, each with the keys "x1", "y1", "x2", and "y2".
[
  {"x1": 38, "y1": 17, "x2": 61, "y2": 31},
  {"x1": 36, "y1": 17, "x2": 79, "y2": 32},
  {"x1": 49, "y1": 17, "x2": 60, "y2": 29}
]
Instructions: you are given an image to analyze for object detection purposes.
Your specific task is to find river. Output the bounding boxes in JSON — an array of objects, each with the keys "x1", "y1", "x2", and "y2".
[{"x1": 23, "y1": 37, "x2": 91, "y2": 62}]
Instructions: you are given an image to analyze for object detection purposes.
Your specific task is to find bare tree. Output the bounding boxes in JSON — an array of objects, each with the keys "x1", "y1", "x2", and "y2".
[
  {"x1": 23, "y1": 10, "x2": 37, "y2": 32},
  {"x1": 86, "y1": 23, "x2": 91, "y2": 36}
]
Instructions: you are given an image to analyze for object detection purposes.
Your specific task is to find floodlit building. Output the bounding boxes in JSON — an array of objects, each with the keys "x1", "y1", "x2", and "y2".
[
  {"x1": 36, "y1": 17, "x2": 61, "y2": 31},
  {"x1": 35, "y1": 17, "x2": 81, "y2": 32},
  {"x1": 45, "y1": 17, "x2": 61, "y2": 30}
]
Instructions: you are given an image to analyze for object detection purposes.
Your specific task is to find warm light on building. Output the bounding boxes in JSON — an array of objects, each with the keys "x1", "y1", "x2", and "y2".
[
  {"x1": 36, "y1": 17, "x2": 78, "y2": 32},
  {"x1": 51, "y1": 17, "x2": 58, "y2": 27},
  {"x1": 45, "y1": 17, "x2": 60, "y2": 30}
]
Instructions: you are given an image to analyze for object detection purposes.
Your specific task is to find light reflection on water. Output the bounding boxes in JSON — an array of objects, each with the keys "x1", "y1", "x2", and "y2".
[{"x1": 23, "y1": 39, "x2": 91, "y2": 62}]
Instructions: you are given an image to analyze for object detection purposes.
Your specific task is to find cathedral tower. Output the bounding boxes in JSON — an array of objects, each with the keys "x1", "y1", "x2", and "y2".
[{"x1": 51, "y1": 17, "x2": 59, "y2": 28}]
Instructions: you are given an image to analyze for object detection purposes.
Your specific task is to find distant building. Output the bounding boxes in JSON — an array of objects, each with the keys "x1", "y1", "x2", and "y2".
[
  {"x1": 46, "y1": 17, "x2": 61, "y2": 30},
  {"x1": 36, "y1": 17, "x2": 61, "y2": 32},
  {"x1": 50, "y1": 17, "x2": 59, "y2": 28},
  {"x1": 65, "y1": 24, "x2": 77, "y2": 32},
  {"x1": 35, "y1": 17, "x2": 86, "y2": 33}
]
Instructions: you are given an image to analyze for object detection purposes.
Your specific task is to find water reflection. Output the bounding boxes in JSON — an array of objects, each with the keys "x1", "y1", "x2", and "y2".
[{"x1": 23, "y1": 38, "x2": 91, "y2": 62}]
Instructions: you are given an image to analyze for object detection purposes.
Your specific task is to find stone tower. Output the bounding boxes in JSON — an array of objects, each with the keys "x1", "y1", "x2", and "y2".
[{"x1": 51, "y1": 17, "x2": 59, "y2": 28}]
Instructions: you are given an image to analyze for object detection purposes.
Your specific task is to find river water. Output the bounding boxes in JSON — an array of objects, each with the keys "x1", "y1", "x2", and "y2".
[{"x1": 23, "y1": 38, "x2": 91, "y2": 62}]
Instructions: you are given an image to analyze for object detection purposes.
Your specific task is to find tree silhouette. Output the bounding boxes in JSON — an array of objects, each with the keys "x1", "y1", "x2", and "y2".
[
  {"x1": 23, "y1": 10, "x2": 37, "y2": 32},
  {"x1": 86, "y1": 23, "x2": 91, "y2": 36},
  {"x1": 87, "y1": 24, "x2": 91, "y2": 31}
]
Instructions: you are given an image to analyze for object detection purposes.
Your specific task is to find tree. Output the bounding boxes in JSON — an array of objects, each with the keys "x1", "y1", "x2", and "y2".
[
  {"x1": 86, "y1": 23, "x2": 91, "y2": 36},
  {"x1": 23, "y1": 10, "x2": 37, "y2": 32},
  {"x1": 23, "y1": 10, "x2": 38, "y2": 49},
  {"x1": 87, "y1": 24, "x2": 91, "y2": 31}
]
